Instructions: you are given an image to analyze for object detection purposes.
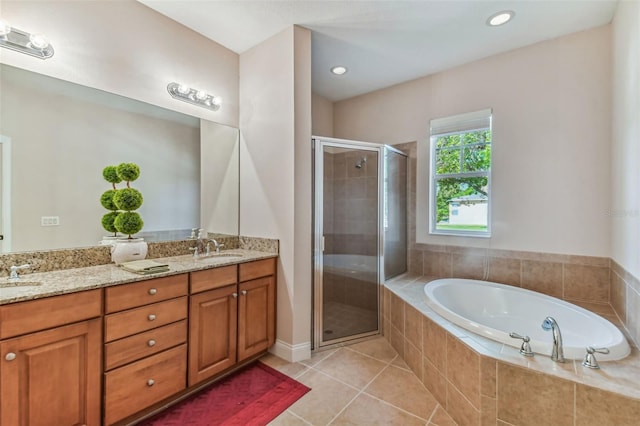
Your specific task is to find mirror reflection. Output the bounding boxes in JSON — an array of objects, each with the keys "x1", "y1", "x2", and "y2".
[{"x1": 0, "y1": 64, "x2": 239, "y2": 253}]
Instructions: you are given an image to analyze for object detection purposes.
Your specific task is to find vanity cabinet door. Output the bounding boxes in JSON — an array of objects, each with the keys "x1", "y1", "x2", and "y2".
[
  {"x1": 0, "y1": 318, "x2": 102, "y2": 426},
  {"x1": 188, "y1": 285, "x2": 238, "y2": 386},
  {"x1": 237, "y1": 274, "x2": 276, "y2": 362}
]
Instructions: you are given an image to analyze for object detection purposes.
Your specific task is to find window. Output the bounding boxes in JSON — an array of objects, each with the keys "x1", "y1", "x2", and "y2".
[{"x1": 429, "y1": 109, "x2": 492, "y2": 236}]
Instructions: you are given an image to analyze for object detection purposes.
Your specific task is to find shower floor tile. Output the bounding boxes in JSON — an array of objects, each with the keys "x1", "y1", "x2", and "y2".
[{"x1": 322, "y1": 301, "x2": 378, "y2": 341}]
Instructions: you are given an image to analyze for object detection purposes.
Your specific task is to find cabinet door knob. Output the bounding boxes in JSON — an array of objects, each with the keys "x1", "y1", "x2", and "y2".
[
  {"x1": 148, "y1": 288, "x2": 157, "y2": 295},
  {"x1": 148, "y1": 339, "x2": 156, "y2": 347},
  {"x1": 148, "y1": 314, "x2": 156, "y2": 321},
  {"x1": 241, "y1": 290, "x2": 247, "y2": 296},
  {"x1": 5, "y1": 352, "x2": 16, "y2": 361},
  {"x1": 147, "y1": 379, "x2": 155, "y2": 387},
  {"x1": 232, "y1": 292, "x2": 238, "y2": 298}
]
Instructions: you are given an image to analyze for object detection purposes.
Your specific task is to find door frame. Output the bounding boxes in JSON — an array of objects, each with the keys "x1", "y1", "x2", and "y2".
[
  {"x1": 0, "y1": 135, "x2": 11, "y2": 253},
  {"x1": 312, "y1": 136, "x2": 385, "y2": 349}
]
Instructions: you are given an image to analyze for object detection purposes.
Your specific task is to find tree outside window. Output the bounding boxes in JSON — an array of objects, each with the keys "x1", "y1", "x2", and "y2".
[{"x1": 429, "y1": 111, "x2": 492, "y2": 236}]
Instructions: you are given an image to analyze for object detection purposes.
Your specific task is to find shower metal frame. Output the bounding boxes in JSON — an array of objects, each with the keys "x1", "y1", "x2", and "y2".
[{"x1": 312, "y1": 136, "x2": 406, "y2": 349}]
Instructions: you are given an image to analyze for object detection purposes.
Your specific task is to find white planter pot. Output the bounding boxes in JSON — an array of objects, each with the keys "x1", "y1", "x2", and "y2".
[
  {"x1": 100, "y1": 235, "x2": 120, "y2": 246},
  {"x1": 111, "y1": 238, "x2": 148, "y2": 264}
]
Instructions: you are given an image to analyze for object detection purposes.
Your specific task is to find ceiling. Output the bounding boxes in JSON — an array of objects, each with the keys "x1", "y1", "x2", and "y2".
[{"x1": 138, "y1": 0, "x2": 618, "y2": 102}]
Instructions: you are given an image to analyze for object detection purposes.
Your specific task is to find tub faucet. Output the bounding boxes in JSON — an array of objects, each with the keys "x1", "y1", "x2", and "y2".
[{"x1": 541, "y1": 316, "x2": 565, "y2": 363}]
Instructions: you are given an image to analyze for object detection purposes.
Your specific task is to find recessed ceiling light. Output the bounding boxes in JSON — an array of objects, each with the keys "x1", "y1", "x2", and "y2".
[
  {"x1": 487, "y1": 10, "x2": 515, "y2": 27},
  {"x1": 331, "y1": 66, "x2": 347, "y2": 75}
]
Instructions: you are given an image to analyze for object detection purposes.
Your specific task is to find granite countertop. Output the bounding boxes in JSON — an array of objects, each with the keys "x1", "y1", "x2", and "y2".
[{"x1": 0, "y1": 249, "x2": 277, "y2": 305}]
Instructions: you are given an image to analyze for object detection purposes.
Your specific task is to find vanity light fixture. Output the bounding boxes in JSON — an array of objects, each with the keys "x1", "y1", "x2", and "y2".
[
  {"x1": 167, "y1": 82, "x2": 222, "y2": 111},
  {"x1": 487, "y1": 10, "x2": 515, "y2": 27},
  {"x1": 330, "y1": 66, "x2": 348, "y2": 75},
  {"x1": 0, "y1": 19, "x2": 54, "y2": 59}
]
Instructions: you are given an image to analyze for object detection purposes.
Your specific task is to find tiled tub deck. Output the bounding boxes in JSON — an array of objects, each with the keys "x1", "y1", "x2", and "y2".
[{"x1": 383, "y1": 274, "x2": 640, "y2": 426}]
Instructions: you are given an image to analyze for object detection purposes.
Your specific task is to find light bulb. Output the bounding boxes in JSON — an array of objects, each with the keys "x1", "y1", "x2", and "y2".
[
  {"x1": 211, "y1": 96, "x2": 222, "y2": 107},
  {"x1": 195, "y1": 90, "x2": 208, "y2": 100},
  {"x1": 0, "y1": 20, "x2": 11, "y2": 37},
  {"x1": 487, "y1": 11, "x2": 514, "y2": 27},
  {"x1": 177, "y1": 84, "x2": 191, "y2": 95},
  {"x1": 330, "y1": 66, "x2": 347, "y2": 75},
  {"x1": 28, "y1": 33, "x2": 49, "y2": 50}
]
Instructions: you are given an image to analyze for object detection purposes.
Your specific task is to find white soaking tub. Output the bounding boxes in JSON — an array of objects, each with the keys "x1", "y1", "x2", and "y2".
[{"x1": 423, "y1": 278, "x2": 630, "y2": 361}]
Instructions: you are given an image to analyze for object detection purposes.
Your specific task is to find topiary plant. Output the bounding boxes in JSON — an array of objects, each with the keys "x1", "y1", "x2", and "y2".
[
  {"x1": 101, "y1": 163, "x2": 144, "y2": 239},
  {"x1": 102, "y1": 166, "x2": 122, "y2": 189}
]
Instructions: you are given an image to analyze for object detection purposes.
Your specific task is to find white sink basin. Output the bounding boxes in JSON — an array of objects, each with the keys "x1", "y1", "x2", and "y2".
[
  {"x1": 0, "y1": 281, "x2": 42, "y2": 288},
  {"x1": 197, "y1": 253, "x2": 244, "y2": 262}
]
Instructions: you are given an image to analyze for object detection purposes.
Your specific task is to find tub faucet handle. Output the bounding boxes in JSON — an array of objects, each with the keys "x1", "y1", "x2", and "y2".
[
  {"x1": 509, "y1": 332, "x2": 534, "y2": 357},
  {"x1": 581, "y1": 346, "x2": 610, "y2": 369}
]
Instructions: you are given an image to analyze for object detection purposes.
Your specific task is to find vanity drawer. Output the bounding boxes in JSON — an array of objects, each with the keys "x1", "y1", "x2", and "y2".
[
  {"x1": 105, "y1": 274, "x2": 188, "y2": 313},
  {"x1": 104, "y1": 344, "x2": 187, "y2": 425},
  {"x1": 0, "y1": 289, "x2": 102, "y2": 339},
  {"x1": 190, "y1": 264, "x2": 237, "y2": 293},
  {"x1": 104, "y1": 319, "x2": 187, "y2": 371},
  {"x1": 104, "y1": 297, "x2": 187, "y2": 342},
  {"x1": 239, "y1": 258, "x2": 276, "y2": 282}
]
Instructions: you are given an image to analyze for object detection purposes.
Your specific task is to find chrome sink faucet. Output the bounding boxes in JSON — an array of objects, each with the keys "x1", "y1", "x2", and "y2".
[
  {"x1": 9, "y1": 264, "x2": 30, "y2": 280},
  {"x1": 207, "y1": 238, "x2": 224, "y2": 255},
  {"x1": 542, "y1": 316, "x2": 565, "y2": 362}
]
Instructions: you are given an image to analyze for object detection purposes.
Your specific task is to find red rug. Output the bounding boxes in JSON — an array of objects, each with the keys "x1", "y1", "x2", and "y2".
[{"x1": 140, "y1": 361, "x2": 310, "y2": 426}]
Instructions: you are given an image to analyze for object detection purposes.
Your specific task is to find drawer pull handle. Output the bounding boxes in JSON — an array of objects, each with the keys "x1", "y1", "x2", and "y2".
[
  {"x1": 148, "y1": 314, "x2": 156, "y2": 321},
  {"x1": 148, "y1": 288, "x2": 157, "y2": 295},
  {"x1": 5, "y1": 353, "x2": 16, "y2": 361},
  {"x1": 147, "y1": 379, "x2": 155, "y2": 387},
  {"x1": 232, "y1": 292, "x2": 238, "y2": 298},
  {"x1": 241, "y1": 290, "x2": 247, "y2": 296},
  {"x1": 148, "y1": 339, "x2": 156, "y2": 347}
]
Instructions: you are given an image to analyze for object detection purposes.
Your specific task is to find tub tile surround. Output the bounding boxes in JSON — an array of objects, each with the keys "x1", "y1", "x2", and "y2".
[
  {"x1": 0, "y1": 235, "x2": 278, "y2": 278},
  {"x1": 410, "y1": 244, "x2": 640, "y2": 349},
  {"x1": 384, "y1": 275, "x2": 640, "y2": 426}
]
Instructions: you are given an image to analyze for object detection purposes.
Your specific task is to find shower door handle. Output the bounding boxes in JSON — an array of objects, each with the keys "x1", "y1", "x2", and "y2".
[{"x1": 321, "y1": 236, "x2": 325, "y2": 252}]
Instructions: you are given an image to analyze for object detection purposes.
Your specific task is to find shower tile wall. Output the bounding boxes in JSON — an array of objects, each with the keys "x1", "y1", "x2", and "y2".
[
  {"x1": 329, "y1": 150, "x2": 378, "y2": 257},
  {"x1": 323, "y1": 149, "x2": 378, "y2": 313}
]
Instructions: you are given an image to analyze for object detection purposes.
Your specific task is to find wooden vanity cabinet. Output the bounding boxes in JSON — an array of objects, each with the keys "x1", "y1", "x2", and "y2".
[
  {"x1": 0, "y1": 289, "x2": 102, "y2": 426},
  {"x1": 188, "y1": 265, "x2": 238, "y2": 386},
  {"x1": 238, "y1": 258, "x2": 276, "y2": 361},
  {"x1": 188, "y1": 258, "x2": 276, "y2": 386},
  {"x1": 103, "y1": 274, "x2": 188, "y2": 425}
]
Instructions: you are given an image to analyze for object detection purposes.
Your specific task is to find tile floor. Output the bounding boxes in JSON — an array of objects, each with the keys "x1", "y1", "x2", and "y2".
[{"x1": 262, "y1": 336, "x2": 457, "y2": 425}]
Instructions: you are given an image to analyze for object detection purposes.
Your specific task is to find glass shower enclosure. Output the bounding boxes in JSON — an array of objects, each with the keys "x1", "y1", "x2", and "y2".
[{"x1": 313, "y1": 137, "x2": 407, "y2": 348}]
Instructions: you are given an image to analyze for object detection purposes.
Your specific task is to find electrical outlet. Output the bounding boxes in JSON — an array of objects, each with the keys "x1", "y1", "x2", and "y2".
[{"x1": 41, "y1": 216, "x2": 60, "y2": 226}]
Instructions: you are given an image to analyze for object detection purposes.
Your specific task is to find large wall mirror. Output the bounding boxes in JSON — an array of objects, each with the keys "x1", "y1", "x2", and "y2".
[{"x1": 0, "y1": 63, "x2": 239, "y2": 253}]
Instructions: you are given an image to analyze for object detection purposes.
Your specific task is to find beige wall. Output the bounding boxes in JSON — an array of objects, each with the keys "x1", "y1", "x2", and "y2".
[
  {"x1": 0, "y1": 0, "x2": 239, "y2": 127},
  {"x1": 239, "y1": 26, "x2": 312, "y2": 361},
  {"x1": 611, "y1": 0, "x2": 640, "y2": 278},
  {"x1": 334, "y1": 26, "x2": 612, "y2": 258},
  {"x1": 312, "y1": 92, "x2": 334, "y2": 137}
]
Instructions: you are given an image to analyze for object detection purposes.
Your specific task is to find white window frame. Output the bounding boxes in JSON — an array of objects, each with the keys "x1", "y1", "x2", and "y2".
[{"x1": 429, "y1": 109, "x2": 492, "y2": 237}]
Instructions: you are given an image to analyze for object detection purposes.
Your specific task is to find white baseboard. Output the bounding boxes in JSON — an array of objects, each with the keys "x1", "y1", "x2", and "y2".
[{"x1": 270, "y1": 339, "x2": 311, "y2": 362}]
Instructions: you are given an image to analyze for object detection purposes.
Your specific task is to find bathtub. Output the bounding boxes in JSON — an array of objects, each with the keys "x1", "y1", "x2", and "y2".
[{"x1": 423, "y1": 278, "x2": 630, "y2": 361}]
